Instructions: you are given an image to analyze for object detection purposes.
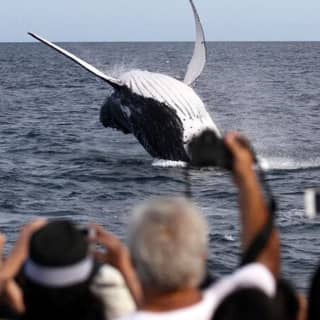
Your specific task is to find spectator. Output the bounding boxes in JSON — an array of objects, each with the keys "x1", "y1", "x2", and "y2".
[
  {"x1": 116, "y1": 132, "x2": 280, "y2": 320},
  {"x1": 213, "y1": 288, "x2": 279, "y2": 320},
  {"x1": 21, "y1": 220, "x2": 105, "y2": 320},
  {"x1": 307, "y1": 264, "x2": 320, "y2": 320},
  {"x1": 274, "y1": 278, "x2": 306, "y2": 320},
  {"x1": 0, "y1": 232, "x2": 19, "y2": 318},
  {"x1": 0, "y1": 220, "x2": 46, "y2": 317},
  {"x1": 0, "y1": 220, "x2": 136, "y2": 320}
]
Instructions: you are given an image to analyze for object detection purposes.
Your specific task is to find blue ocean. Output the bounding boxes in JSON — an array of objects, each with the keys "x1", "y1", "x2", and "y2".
[{"x1": 0, "y1": 42, "x2": 319, "y2": 291}]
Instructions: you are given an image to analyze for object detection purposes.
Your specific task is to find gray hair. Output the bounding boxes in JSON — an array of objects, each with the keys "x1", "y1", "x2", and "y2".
[{"x1": 128, "y1": 197, "x2": 209, "y2": 293}]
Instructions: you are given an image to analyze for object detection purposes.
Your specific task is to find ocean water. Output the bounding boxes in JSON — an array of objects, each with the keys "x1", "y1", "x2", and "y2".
[{"x1": 0, "y1": 42, "x2": 319, "y2": 292}]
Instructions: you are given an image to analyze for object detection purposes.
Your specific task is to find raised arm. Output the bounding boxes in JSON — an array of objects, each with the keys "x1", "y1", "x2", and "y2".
[
  {"x1": 90, "y1": 225, "x2": 143, "y2": 307},
  {"x1": 225, "y1": 133, "x2": 280, "y2": 277},
  {"x1": 0, "y1": 219, "x2": 47, "y2": 315}
]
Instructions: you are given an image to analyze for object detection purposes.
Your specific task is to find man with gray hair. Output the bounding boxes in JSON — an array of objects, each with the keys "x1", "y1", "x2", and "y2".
[
  {"x1": 128, "y1": 197, "x2": 208, "y2": 298},
  {"x1": 117, "y1": 132, "x2": 280, "y2": 320}
]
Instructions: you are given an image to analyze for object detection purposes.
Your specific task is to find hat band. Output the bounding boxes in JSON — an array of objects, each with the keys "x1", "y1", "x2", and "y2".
[{"x1": 24, "y1": 257, "x2": 94, "y2": 287}]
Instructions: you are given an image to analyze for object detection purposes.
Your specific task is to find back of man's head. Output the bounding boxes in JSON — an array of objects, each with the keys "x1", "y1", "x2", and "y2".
[
  {"x1": 213, "y1": 288, "x2": 279, "y2": 320},
  {"x1": 128, "y1": 197, "x2": 208, "y2": 293}
]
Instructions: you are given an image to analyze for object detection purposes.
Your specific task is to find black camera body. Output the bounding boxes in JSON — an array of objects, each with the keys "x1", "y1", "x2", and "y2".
[{"x1": 187, "y1": 129, "x2": 233, "y2": 169}]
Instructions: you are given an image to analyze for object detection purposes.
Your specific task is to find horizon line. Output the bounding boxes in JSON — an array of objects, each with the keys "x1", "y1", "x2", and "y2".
[{"x1": 1, "y1": 40, "x2": 320, "y2": 44}]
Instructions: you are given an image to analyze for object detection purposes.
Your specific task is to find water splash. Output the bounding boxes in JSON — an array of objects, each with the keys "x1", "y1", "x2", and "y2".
[
  {"x1": 152, "y1": 159, "x2": 187, "y2": 168},
  {"x1": 259, "y1": 156, "x2": 320, "y2": 171},
  {"x1": 103, "y1": 60, "x2": 139, "y2": 79}
]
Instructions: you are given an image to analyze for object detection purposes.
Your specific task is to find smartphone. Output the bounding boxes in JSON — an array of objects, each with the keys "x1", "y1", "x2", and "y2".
[{"x1": 305, "y1": 189, "x2": 320, "y2": 219}]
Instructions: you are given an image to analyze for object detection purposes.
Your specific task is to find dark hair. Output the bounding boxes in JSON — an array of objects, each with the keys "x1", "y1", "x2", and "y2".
[
  {"x1": 274, "y1": 279, "x2": 299, "y2": 320},
  {"x1": 22, "y1": 276, "x2": 105, "y2": 320},
  {"x1": 213, "y1": 288, "x2": 279, "y2": 320},
  {"x1": 308, "y1": 264, "x2": 320, "y2": 320}
]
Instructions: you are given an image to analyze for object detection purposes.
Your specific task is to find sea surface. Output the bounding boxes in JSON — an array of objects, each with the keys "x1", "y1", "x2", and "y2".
[{"x1": 0, "y1": 42, "x2": 319, "y2": 292}]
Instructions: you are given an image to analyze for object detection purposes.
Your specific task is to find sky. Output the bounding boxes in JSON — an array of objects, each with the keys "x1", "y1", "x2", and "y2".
[{"x1": 1, "y1": 0, "x2": 320, "y2": 42}]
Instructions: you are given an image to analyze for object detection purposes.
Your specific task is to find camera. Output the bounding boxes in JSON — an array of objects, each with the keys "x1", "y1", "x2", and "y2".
[
  {"x1": 305, "y1": 188, "x2": 320, "y2": 219},
  {"x1": 187, "y1": 129, "x2": 233, "y2": 169}
]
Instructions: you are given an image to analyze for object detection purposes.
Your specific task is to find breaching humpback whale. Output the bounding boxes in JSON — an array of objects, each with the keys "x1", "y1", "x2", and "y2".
[{"x1": 28, "y1": 0, "x2": 221, "y2": 163}]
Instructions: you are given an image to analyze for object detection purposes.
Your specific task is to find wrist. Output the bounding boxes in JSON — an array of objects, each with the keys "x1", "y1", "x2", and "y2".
[
  {"x1": 117, "y1": 248, "x2": 132, "y2": 269},
  {"x1": 234, "y1": 165, "x2": 257, "y2": 184},
  {"x1": 0, "y1": 273, "x2": 9, "y2": 285}
]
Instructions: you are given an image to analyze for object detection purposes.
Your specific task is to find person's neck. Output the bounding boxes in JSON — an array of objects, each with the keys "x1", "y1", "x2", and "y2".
[{"x1": 141, "y1": 287, "x2": 202, "y2": 312}]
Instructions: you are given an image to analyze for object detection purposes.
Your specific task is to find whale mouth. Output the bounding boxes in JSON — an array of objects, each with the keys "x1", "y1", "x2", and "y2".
[{"x1": 187, "y1": 129, "x2": 232, "y2": 168}]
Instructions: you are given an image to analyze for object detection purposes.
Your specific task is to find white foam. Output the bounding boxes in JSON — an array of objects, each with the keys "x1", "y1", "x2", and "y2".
[
  {"x1": 152, "y1": 159, "x2": 187, "y2": 168},
  {"x1": 152, "y1": 156, "x2": 320, "y2": 171},
  {"x1": 257, "y1": 156, "x2": 271, "y2": 171},
  {"x1": 224, "y1": 234, "x2": 235, "y2": 242},
  {"x1": 258, "y1": 156, "x2": 320, "y2": 171}
]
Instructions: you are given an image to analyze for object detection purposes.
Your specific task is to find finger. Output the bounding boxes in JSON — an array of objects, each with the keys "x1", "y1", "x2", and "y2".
[
  {"x1": 0, "y1": 234, "x2": 6, "y2": 252},
  {"x1": 0, "y1": 234, "x2": 6, "y2": 267},
  {"x1": 19, "y1": 219, "x2": 47, "y2": 245},
  {"x1": 88, "y1": 224, "x2": 107, "y2": 240},
  {"x1": 226, "y1": 133, "x2": 253, "y2": 156},
  {"x1": 21, "y1": 219, "x2": 47, "y2": 238},
  {"x1": 225, "y1": 133, "x2": 244, "y2": 156},
  {"x1": 26, "y1": 219, "x2": 48, "y2": 232},
  {"x1": 4, "y1": 281, "x2": 25, "y2": 314},
  {"x1": 89, "y1": 225, "x2": 121, "y2": 250}
]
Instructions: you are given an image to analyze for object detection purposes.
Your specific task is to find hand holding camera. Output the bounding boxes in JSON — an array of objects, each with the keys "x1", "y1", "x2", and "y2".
[
  {"x1": 188, "y1": 129, "x2": 256, "y2": 172},
  {"x1": 224, "y1": 133, "x2": 257, "y2": 182}
]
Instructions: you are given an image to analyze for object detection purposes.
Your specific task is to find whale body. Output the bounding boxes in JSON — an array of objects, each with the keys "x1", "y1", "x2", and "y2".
[{"x1": 28, "y1": 0, "x2": 220, "y2": 163}]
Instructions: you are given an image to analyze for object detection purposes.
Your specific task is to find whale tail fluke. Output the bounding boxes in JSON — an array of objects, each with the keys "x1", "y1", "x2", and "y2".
[
  {"x1": 28, "y1": 32, "x2": 123, "y2": 89},
  {"x1": 183, "y1": 0, "x2": 207, "y2": 86}
]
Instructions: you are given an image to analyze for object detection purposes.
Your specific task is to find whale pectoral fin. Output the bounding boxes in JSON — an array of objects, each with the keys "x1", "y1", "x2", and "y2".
[
  {"x1": 28, "y1": 32, "x2": 122, "y2": 89},
  {"x1": 183, "y1": 0, "x2": 207, "y2": 86}
]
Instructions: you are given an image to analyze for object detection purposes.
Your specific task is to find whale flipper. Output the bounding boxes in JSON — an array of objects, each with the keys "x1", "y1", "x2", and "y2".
[
  {"x1": 28, "y1": 32, "x2": 122, "y2": 89},
  {"x1": 184, "y1": 0, "x2": 207, "y2": 86}
]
